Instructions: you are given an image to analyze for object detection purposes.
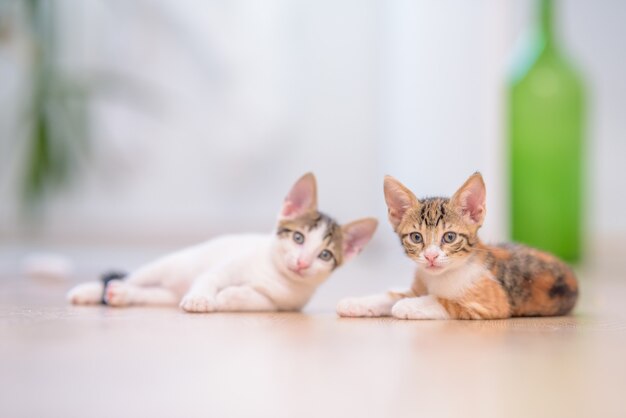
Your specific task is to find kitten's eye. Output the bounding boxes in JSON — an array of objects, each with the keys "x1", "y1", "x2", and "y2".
[
  {"x1": 293, "y1": 231, "x2": 305, "y2": 244},
  {"x1": 409, "y1": 232, "x2": 423, "y2": 244},
  {"x1": 318, "y1": 249, "x2": 334, "y2": 262},
  {"x1": 442, "y1": 232, "x2": 457, "y2": 243}
]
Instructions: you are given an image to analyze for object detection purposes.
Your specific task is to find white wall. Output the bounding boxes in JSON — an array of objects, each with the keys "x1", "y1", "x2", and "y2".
[
  {"x1": 1, "y1": 0, "x2": 624, "y2": 255},
  {"x1": 378, "y1": 0, "x2": 509, "y2": 244}
]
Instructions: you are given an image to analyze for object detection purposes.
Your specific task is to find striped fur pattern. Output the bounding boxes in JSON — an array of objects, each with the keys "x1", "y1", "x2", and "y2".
[
  {"x1": 337, "y1": 172, "x2": 578, "y2": 320},
  {"x1": 397, "y1": 196, "x2": 477, "y2": 262}
]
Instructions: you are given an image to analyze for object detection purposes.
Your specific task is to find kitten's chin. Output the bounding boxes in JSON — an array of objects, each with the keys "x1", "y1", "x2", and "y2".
[
  {"x1": 419, "y1": 258, "x2": 468, "y2": 276},
  {"x1": 289, "y1": 269, "x2": 326, "y2": 282},
  {"x1": 420, "y1": 264, "x2": 449, "y2": 275},
  {"x1": 287, "y1": 266, "x2": 307, "y2": 278},
  {"x1": 282, "y1": 265, "x2": 329, "y2": 284}
]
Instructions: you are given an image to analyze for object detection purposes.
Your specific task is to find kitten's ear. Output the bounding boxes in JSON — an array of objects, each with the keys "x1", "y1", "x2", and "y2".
[
  {"x1": 384, "y1": 176, "x2": 418, "y2": 230},
  {"x1": 341, "y1": 218, "x2": 378, "y2": 263},
  {"x1": 451, "y1": 172, "x2": 486, "y2": 225},
  {"x1": 280, "y1": 172, "x2": 318, "y2": 219}
]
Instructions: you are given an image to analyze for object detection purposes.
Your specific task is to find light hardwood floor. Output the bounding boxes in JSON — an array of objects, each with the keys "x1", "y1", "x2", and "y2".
[{"x1": 1, "y1": 261, "x2": 626, "y2": 418}]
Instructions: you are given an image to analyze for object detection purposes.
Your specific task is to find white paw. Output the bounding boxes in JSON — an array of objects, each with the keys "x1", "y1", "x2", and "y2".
[
  {"x1": 104, "y1": 280, "x2": 134, "y2": 307},
  {"x1": 67, "y1": 282, "x2": 103, "y2": 305},
  {"x1": 391, "y1": 296, "x2": 449, "y2": 320},
  {"x1": 336, "y1": 297, "x2": 389, "y2": 318},
  {"x1": 180, "y1": 294, "x2": 216, "y2": 313}
]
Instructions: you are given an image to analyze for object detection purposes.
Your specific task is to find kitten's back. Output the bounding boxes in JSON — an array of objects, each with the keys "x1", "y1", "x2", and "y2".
[{"x1": 480, "y1": 243, "x2": 579, "y2": 317}]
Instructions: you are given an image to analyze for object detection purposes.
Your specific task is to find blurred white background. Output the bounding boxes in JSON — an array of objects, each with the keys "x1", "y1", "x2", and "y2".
[{"x1": 1, "y1": 0, "x2": 625, "y2": 276}]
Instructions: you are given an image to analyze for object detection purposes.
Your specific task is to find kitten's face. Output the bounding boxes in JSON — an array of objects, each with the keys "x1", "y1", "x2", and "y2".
[
  {"x1": 384, "y1": 173, "x2": 486, "y2": 276},
  {"x1": 394, "y1": 198, "x2": 478, "y2": 275},
  {"x1": 272, "y1": 173, "x2": 377, "y2": 283},
  {"x1": 275, "y1": 213, "x2": 343, "y2": 281}
]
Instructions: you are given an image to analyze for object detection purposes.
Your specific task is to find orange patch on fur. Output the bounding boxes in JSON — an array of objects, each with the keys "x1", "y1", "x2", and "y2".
[
  {"x1": 479, "y1": 245, "x2": 511, "y2": 261},
  {"x1": 410, "y1": 270, "x2": 428, "y2": 297},
  {"x1": 438, "y1": 277, "x2": 511, "y2": 320}
]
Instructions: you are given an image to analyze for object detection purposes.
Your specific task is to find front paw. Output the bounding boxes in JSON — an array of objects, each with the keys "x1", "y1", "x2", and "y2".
[
  {"x1": 336, "y1": 297, "x2": 386, "y2": 318},
  {"x1": 391, "y1": 297, "x2": 449, "y2": 320},
  {"x1": 180, "y1": 294, "x2": 216, "y2": 313}
]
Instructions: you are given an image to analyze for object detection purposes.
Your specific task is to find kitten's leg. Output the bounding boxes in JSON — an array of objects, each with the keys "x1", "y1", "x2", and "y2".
[
  {"x1": 105, "y1": 280, "x2": 179, "y2": 307},
  {"x1": 391, "y1": 295, "x2": 450, "y2": 320},
  {"x1": 214, "y1": 286, "x2": 277, "y2": 312},
  {"x1": 67, "y1": 281, "x2": 103, "y2": 305},
  {"x1": 179, "y1": 271, "x2": 221, "y2": 313},
  {"x1": 337, "y1": 290, "x2": 412, "y2": 317},
  {"x1": 107, "y1": 254, "x2": 198, "y2": 306},
  {"x1": 68, "y1": 262, "x2": 182, "y2": 306},
  {"x1": 68, "y1": 250, "x2": 197, "y2": 306},
  {"x1": 123, "y1": 261, "x2": 173, "y2": 287},
  {"x1": 392, "y1": 277, "x2": 511, "y2": 320}
]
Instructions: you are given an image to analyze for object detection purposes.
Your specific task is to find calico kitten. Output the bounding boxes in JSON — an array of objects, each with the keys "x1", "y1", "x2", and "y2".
[
  {"x1": 68, "y1": 173, "x2": 377, "y2": 312},
  {"x1": 337, "y1": 173, "x2": 578, "y2": 320}
]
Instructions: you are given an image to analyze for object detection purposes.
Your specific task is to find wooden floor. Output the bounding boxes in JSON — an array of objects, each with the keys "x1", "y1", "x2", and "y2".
[{"x1": 2, "y1": 260, "x2": 626, "y2": 418}]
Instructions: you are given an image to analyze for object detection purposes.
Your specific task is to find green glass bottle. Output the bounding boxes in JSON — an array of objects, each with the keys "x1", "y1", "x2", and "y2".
[{"x1": 509, "y1": 0, "x2": 585, "y2": 262}]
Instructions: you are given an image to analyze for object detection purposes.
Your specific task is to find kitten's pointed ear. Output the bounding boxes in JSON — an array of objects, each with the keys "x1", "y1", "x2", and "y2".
[
  {"x1": 280, "y1": 172, "x2": 318, "y2": 219},
  {"x1": 384, "y1": 176, "x2": 418, "y2": 231},
  {"x1": 341, "y1": 218, "x2": 378, "y2": 264},
  {"x1": 451, "y1": 172, "x2": 486, "y2": 225}
]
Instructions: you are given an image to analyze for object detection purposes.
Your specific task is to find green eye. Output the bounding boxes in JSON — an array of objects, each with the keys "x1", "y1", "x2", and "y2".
[
  {"x1": 409, "y1": 232, "x2": 423, "y2": 244},
  {"x1": 442, "y1": 232, "x2": 457, "y2": 243},
  {"x1": 319, "y1": 249, "x2": 333, "y2": 262},
  {"x1": 293, "y1": 231, "x2": 305, "y2": 244}
]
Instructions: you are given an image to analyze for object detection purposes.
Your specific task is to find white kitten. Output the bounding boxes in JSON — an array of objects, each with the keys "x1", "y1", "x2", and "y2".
[{"x1": 67, "y1": 173, "x2": 378, "y2": 313}]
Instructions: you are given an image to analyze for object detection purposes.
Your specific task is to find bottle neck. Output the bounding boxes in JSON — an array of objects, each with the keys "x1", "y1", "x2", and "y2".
[{"x1": 539, "y1": 0, "x2": 555, "y2": 51}]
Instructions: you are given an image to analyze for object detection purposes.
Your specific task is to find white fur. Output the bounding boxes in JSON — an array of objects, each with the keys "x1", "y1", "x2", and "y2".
[
  {"x1": 69, "y1": 232, "x2": 334, "y2": 312},
  {"x1": 177, "y1": 232, "x2": 332, "y2": 312},
  {"x1": 68, "y1": 173, "x2": 377, "y2": 313},
  {"x1": 336, "y1": 293, "x2": 399, "y2": 317},
  {"x1": 105, "y1": 280, "x2": 179, "y2": 307},
  {"x1": 391, "y1": 295, "x2": 450, "y2": 320},
  {"x1": 418, "y1": 259, "x2": 488, "y2": 300}
]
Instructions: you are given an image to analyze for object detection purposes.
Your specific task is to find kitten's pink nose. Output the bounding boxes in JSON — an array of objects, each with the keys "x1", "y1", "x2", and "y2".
[
  {"x1": 296, "y1": 259, "x2": 310, "y2": 270},
  {"x1": 424, "y1": 253, "x2": 439, "y2": 264}
]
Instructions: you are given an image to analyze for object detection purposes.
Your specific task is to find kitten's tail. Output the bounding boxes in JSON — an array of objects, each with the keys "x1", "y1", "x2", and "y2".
[{"x1": 549, "y1": 267, "x2": 579, "y2": 316}]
